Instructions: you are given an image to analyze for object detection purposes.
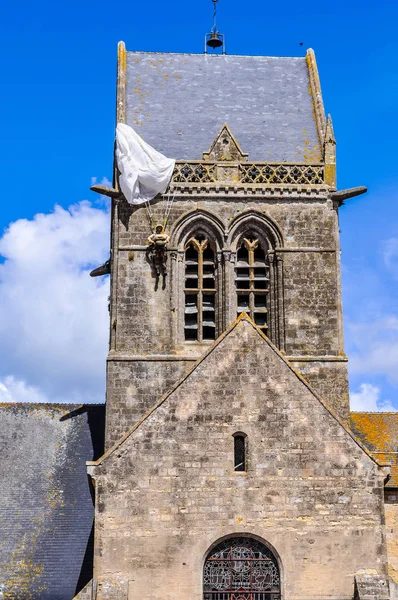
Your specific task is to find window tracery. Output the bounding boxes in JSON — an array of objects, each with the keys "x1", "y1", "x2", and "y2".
[
  {"x1": 174, "y1": 211, "x2": 284, "y2": 349},
  {"x1": 235, "y1": 236, "x2": 269, "y2": 334},
  {"x1": 184, "y1": 234, "x2": 217, "y2": 342}
]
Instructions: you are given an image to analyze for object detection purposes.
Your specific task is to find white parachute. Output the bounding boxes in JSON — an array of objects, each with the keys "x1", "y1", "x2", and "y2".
[{"x1": 115, "y1": 123, "x2": 175, "y2": 205}]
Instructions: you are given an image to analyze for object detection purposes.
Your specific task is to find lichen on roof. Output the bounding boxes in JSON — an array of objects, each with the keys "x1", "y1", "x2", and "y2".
[{"x1": 351, "y1": 412, "x2": 398, "y2": 487}]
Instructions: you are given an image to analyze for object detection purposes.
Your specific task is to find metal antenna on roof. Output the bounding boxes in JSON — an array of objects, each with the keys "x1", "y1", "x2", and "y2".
[{"x1": 205, "y1": 0, "x2": 226, "y2": 54}]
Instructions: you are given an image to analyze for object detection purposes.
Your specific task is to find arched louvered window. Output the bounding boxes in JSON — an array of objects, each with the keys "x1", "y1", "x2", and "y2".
[
  {"x1": 184, "y1": 234, "x2": 217, "y2": 342},
  {"x1": 204, "y1": 537, "x2": 281, "y2": 600},
  {"x1": 236, "y1": 236, "x2": 269, "y2": 334}
]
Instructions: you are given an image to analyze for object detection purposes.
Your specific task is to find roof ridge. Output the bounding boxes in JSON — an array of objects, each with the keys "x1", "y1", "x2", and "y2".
[
  {"x1": 126, "y1": 50, "x2": 306, "y2": 59},
  {"x1": 351, "y1": 411, "x2": 398, "y2": 415}
]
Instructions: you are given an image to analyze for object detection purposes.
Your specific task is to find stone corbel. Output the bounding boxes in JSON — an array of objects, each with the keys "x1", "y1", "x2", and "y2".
[
  {"x1": 90, "y1": 184, "x2": 122, "y2": 198},
  {"x1": 222, "y1": 249, "x2": 233, "y2": 263},
  {"x1": 330, "y1": 186, "x2": 367, "y2": 207}
]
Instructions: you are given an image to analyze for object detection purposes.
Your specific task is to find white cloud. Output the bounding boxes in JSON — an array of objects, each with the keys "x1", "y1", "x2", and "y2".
[
  {"x1": 90, "y1": 175, "x2": 112, "y2": 189},
  {"x1": 384, "y1": 237, "x2": 398, "y2": 276},
  {"x1": 0, "y1": 376, "x2": 50, "y2": 404},
  {"x1": 350, "y1": 383, "x2": 396, "y2": 412},
  {"x1": 348, "y1": 316, "x2": 398, "y2": 386},
  {"x1": 0, "y1": 200, "x2": 110, "y2": 404}
]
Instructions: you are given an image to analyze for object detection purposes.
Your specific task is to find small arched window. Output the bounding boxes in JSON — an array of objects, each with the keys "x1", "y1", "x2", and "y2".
[
  {"x1": 184, "y1": 234, "x2": 217, "y2": 342},
  {"x1": 235, "y1": 235, "x2": 269, "y2": 334},
  {"x1": 233, "y1": 432, "x2": 247, "y2": 472}
]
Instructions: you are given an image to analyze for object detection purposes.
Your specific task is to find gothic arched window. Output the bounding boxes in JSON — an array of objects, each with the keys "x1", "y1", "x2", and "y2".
[
  {"x1": 235, "y1": 235, "x2": 269, "y2": 334},
  {"x1": 204, "y1": 537, "x2": 281, "y2": 600},
  {"x1": 184, "y1": 234, "x2": 217, "y2": 342}
]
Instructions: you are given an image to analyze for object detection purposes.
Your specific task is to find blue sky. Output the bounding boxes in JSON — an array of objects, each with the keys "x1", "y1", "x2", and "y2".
[{"x1": 0, "y1": 0, "x2": 397, "y2": 409}]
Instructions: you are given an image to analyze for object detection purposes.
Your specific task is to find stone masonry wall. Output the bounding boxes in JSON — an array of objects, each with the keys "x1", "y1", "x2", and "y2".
[
  {"x1": 386, "y1": 490, "x2": 398, "y2": 587},
  {"x1": 106, "y1": 194, "x2": 349, "y2": 444},
  {"x1": 105, "y1": 359, "x2": 193, "y2": 447},
  {"x1": 290, "y1": 359, "x2": 350, "y2": 421},
  {"x1": 114, "y1": 196, "x2": 341, "y2": 358},
  {"x1": 94, "y1": 320, "x2": 387, "y2": 600}
]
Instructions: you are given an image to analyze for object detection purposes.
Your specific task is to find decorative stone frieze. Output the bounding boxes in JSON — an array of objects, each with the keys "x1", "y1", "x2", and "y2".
[{"x1": 170, "y1": 160, "x2": 327, "y2": 195}]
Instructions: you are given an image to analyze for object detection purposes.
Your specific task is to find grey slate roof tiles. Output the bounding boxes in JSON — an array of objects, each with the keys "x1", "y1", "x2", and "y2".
[
  {"x1": 125, "y1": 52, "x2": 321, "y2": 163},
  {"x1": 0, "y1": 403, "x2": 105, "y2": 600}
]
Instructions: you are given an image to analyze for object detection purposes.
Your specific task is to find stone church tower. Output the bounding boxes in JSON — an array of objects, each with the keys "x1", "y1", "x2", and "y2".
[
  {"x1": 79, "y1": 42, "x2": 396, "y2": 600},
  {"x1": 104, "y1": 44, "x2": 350, "y2": 450}
]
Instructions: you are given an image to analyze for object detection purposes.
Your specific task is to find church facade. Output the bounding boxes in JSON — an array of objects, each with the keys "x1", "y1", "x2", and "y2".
[
  {"x1": 1, "y1": 42, "x2": 398, "y2": 600},
  {"x1": 80, "y1": 43, "x2": 398, "y2": 600}
]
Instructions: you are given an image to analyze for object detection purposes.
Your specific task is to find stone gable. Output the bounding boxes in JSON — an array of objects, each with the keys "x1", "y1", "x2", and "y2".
[{"x1": 91, "y1": 318, "x2": 388, "y2": 600}]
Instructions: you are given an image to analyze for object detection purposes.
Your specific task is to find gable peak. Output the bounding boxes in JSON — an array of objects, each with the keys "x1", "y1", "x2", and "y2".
[{"x1": 203, "y1": 123, "x2": 249, "y2": 161}]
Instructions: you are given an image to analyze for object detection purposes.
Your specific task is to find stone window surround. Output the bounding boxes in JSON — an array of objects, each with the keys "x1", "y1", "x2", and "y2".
[
  {"x1": 169, "y1": 209, "x2": 285, "y2": 351},
  {"x1": 233, "y1": 431, "x2": 247, "y2": 472}
]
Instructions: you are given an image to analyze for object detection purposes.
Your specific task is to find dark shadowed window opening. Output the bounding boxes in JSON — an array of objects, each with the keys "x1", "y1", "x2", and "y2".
[
  {"x1": 236, "y1": 236, "x2": 269, "y2": 334},
  {"x1": 234, "y1": 433, "x2": 246, "y2": 472},
  {"x1": 184, "y1": 235, "x2": 217, "y2": 342},
  {"x1": 204, "y1": 536, "x2": 281, "y2": 600}
]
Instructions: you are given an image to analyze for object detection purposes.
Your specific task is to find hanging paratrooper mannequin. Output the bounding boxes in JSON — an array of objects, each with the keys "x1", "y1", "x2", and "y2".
[{"x1": 147, "y1": 224, "x2": 170, "y2": 278}]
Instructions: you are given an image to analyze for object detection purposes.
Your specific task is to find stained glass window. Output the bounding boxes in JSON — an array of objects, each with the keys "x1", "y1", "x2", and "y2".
[{"x1": 204, "y1": 537, "x2": 281, "y2": 600}]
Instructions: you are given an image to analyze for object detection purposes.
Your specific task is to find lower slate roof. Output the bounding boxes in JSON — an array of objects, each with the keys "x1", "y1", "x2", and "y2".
[
  {"x1": 125, "y1": 52, "x2": 322, "y2": 162},
  {"x1": 0, "y1": 403, "x2": 105, "y2": 600},
  {"x1": 350, "y1": 412, "x2": 398, "y2": 487}
]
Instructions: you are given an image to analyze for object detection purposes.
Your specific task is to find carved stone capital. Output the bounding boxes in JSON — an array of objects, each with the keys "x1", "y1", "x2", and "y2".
[{"x1": 267, "y1": 251, "x2": 275, "y2": 264}]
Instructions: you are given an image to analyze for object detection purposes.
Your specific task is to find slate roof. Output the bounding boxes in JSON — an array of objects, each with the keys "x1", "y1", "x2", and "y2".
[
  {"x1": 350, "y1": 412, "x2": 398, "y2": 487},
  {"x1": 125, "y1": 52, "x2": 322, "y2": 162},
  {"x1": 0, "y1": 403, "x2": 105, "y2": 600}
]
